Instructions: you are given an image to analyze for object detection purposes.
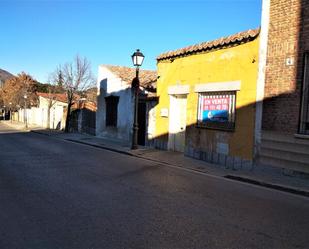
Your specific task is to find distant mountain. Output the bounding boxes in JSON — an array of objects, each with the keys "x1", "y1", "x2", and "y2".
[
  {"x1": 0, "y1": 69, "x2": 60, "y2": 93},
  {"x1": 0, "y1": 69, "x2": 14, "y2": 85}
]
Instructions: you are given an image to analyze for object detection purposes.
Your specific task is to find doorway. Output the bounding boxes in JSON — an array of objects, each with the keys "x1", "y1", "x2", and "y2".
[{"x1": 168, "y1": 94, "x2": 187, "y2": 152}]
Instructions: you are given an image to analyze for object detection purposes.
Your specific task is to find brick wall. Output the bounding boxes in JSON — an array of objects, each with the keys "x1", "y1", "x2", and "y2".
[{"x1": 262, "y1": 0, "x2": 309, "y2": 133}]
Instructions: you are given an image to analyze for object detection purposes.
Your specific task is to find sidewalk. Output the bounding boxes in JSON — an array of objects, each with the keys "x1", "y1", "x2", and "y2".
[
  {"x1": 1, "y1": 120, "x2": 42, "y2": 131},
  {"x1": 2, "y1": 120, "x2": 309, "y2": 197}
]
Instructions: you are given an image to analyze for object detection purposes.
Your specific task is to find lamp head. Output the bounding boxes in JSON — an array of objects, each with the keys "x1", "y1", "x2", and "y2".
[{"x1": 131, "y1": 49, "x2": 144, "y2": 67}]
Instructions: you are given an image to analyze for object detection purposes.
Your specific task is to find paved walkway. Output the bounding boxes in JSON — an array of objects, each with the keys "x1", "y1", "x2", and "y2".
[{"x1": 2, "y1": 120, "x2": 309, "y2": 196}]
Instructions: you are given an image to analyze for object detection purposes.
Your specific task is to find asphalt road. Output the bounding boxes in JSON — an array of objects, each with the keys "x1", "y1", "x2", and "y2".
[{"x1": 0, "y1": 122, "x2": 308, "y2": 249}]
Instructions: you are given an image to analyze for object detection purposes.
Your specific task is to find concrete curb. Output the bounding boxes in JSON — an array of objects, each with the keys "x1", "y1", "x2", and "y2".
[
  {"x1": 30, "y1": 130, "x2": 134, "y2": 156},
  {"x1": 224, "y1": 175, "x2": 309, "y2": 198},
  {"x1": 65, "y1": 139, "x2": 133, "y2": 156},
  {"x1": 30, "y1": 129, "x2": 309, "y2": 198},
  {"x1": 30, "y1": 130, "x2": 53, "y2": 136}
]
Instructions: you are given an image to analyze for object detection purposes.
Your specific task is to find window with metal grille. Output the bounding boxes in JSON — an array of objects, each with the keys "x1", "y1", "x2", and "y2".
[
  {"x1": 197, "y1": 91, "x2": 236, "y2": 130},
  {"x1": 105, "y1": 96, "x2": 119, "y2": 127}
]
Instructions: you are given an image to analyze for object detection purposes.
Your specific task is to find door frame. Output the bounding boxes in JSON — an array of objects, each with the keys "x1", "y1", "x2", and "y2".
[{"x1": 168, "y1": 94, "x2": 187, "y2": 152}]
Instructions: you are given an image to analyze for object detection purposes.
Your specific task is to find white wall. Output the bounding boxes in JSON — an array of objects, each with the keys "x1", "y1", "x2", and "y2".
[
  {"x1": 48, "y1": 105, "x2": 65, "y2": 129},
  {"x1": 38, "y1": 96, "x2": 67, "y2": 129},
  {"x1": 13, "y1": 97, "x2": 67, "y2": 130},
  {"x1": 146, "y1": 101, "x2": 156, "y2": 144}
]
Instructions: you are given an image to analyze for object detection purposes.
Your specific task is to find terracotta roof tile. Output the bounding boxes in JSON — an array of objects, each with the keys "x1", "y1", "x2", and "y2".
[
  {"x1": 37, "y1": 92, "x2": 67, "y2": 103},
  {"x1": 72, "y1": 101, "x2": 97, "y2": 111},
  {"x1": 104, "y1": 65, "x2": 157, "y2": 89},
  {"x1": 37, "y1": 92, "x2": 80, "y2": 103},
  {"x1": 157, "y1": 28, "x2": 260, "y2": 61}
]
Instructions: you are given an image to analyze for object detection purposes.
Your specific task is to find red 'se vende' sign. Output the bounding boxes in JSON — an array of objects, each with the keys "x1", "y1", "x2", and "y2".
[{"x1": 203, "y1": 96, "x2": 230, "y2": 111}]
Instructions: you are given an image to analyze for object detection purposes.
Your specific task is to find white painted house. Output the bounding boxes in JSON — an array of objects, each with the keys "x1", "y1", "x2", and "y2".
[
  {"x1": 96, "y1": 65, "x2": 157, "y2": 146},
  {"x1": 37, "y1": 93, "x2": 68, "y2": 129},
  {"x1": 14, "y1": 93, "x2": 68, "y2": 129}
]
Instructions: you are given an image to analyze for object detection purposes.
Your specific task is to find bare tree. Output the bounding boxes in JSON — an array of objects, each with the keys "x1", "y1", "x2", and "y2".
[{"x1": 50, "y1": 55, "x2": 95, "y2": 132}]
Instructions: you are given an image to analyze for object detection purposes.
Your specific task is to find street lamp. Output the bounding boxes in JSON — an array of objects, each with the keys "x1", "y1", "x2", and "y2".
[
  {"x1": 131, "y1": 49, "x2": 145, "y2": 149},
  {"x1": 24, "y1": 95, "x2": 28, "y2": 128},
  {"x1": 9, "y1": 102, "x2": 12, "y2": 123},
  {"x1": 2, "y1": 106, "x2": 6, "y2": 120}
]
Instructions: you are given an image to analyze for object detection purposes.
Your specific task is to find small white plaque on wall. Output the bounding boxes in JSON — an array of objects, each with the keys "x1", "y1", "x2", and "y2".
[
  {"x1": 286, "y1": 57, "x2": 294, "y2": 66},
  {"x1": 160, "y1": 108, "x2": 169, "y2": 117}
]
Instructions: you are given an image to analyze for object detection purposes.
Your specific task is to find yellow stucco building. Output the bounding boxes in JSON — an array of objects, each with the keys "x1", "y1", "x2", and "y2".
[{"x1": 153, "y1": 28, "x2": 260, "y2": 168}]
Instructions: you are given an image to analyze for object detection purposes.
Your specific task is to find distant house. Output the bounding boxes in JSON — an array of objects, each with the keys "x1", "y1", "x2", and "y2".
[
  {"x1": 36, "y1": 92, "x2": 68, "y2": 129},
  {"x1": 70, "y1": 100, "x2": 97, "y2": 135},
  {"x1": 96, "y1": 65, "x2": 157, "y2": 146},
  {"x1": 13, "y1": 92, "x2": 68, "y2": 129},
  {"x1": 14, "y1": 91, "x2": 96, "y2": 133}
]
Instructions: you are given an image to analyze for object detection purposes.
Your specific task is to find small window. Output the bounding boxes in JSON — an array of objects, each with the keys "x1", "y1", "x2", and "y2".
[
  {"x1": 197, "y1": 91, "x2": 236, "y2": 130},
  {"x1": 105, "y1": 96, "x2": 119, "y2": 127}
]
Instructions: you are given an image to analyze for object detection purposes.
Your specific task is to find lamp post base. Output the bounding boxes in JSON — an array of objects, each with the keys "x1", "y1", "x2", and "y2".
[
  {"x1": 131, "y1": 144, "x2": 138, "y2": 150},
  {"x1": 131, "y1": 125, "x2": 139, "y2": 150}
]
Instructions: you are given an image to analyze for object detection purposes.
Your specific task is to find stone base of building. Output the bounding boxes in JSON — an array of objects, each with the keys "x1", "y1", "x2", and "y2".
[
  {"x1": 184, "y1": 146, "x2": 253, "y2": 171},
  {"x1": 150, "y1": 139, "x2": 253, "y2": 170},
  {"x1": 152, "y1": 139, "x2": 168, "y2": 151}
]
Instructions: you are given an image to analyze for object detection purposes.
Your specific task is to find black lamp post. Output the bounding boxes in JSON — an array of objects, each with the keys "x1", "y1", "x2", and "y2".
[
  {"x1": 9, "y1": 102, "x2": 12, "y2": 123},
  {"x1": 131, "y1": 49, "x2": 145, "y2": 149},
  {"x1": 24, "y1": 95, "x2": 28, "y2": 128}
]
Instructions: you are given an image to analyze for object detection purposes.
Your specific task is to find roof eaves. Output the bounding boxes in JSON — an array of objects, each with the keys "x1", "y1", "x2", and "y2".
[
  {"x1": 102, "y1": 65, "x2": 157, "y2": 88},
  {"x1": 157, "y1": 28, "x2": 260, "y2": 61}
]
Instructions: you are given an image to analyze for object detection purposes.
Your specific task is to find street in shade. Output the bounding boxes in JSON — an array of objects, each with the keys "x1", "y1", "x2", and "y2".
[{"x1": 0, "y1": 122, "x2": 308, "y2": 249}]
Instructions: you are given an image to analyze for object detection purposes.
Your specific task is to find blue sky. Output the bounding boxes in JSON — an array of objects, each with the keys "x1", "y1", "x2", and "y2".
[{"x1": 1, "y1": 0, "x2": 262, "y2": 83}]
